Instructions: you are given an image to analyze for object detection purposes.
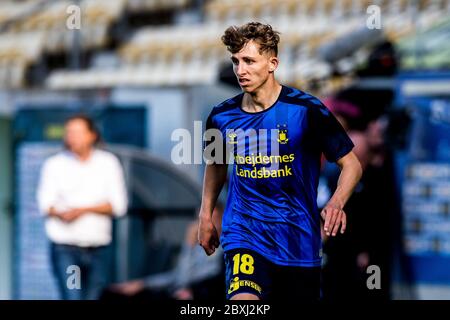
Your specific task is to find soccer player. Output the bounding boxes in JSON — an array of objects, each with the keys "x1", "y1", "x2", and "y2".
[{"x1": 198, "y1": 22, "x2": 362, "y2": 301}]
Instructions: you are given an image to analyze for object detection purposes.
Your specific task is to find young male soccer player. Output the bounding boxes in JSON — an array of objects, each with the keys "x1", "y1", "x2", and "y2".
[{"x1": 198, "y1": 22, "x2": 362, "y2": 301}]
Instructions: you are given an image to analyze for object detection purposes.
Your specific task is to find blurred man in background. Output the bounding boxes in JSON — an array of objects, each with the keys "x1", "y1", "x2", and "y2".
[{"x1": 36, "y1": 114, "x2": 128, "y2": 300}]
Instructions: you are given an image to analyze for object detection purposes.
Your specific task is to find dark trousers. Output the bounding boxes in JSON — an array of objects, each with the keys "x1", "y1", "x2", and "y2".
[{"x1": 50, "y1": 242, "x2": 112, "y2": 300}]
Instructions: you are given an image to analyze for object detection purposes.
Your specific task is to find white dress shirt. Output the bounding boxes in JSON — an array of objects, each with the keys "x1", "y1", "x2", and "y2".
[{"x1": 37, "y1": 149, "x2": 128, "y2": 247}]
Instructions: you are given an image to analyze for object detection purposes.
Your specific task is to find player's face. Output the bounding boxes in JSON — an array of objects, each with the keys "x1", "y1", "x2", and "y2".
[
  {"x1": 64, "y1": 119, "x2": 97, "y2": 153},
  {"x1": 231, "y1": 40, "x2": 278, "y2": 93}
]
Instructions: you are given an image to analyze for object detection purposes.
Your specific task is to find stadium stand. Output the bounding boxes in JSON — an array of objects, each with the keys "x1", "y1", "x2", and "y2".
[{"x1": 0, "y1": 0, "x2": 449, "y2": 91}]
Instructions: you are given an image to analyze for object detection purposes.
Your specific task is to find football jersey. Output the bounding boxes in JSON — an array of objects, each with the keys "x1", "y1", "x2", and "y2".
[{"x1": 205, "y1": 85, "x2": 354, "y2": 266}]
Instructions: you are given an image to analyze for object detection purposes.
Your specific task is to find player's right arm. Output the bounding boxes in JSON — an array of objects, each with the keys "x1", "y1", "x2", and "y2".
[{"x1": 198, "y1": 163, "x2": 228, "y2": 255}]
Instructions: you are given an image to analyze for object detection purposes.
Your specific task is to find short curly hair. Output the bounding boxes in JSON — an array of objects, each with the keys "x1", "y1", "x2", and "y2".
[{"x1": 221, "y1": 22, "x2": 280, "y2": 56}]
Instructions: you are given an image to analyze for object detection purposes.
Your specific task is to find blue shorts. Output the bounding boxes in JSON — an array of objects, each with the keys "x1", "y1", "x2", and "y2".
[{"x1": 224, "y1": 248, "x2": 321, "y2": 301}]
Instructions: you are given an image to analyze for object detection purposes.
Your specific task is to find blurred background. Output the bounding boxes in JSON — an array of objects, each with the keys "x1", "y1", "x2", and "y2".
[{"x1": 0, "y1": 0, "x2": 449, "y2": 300}]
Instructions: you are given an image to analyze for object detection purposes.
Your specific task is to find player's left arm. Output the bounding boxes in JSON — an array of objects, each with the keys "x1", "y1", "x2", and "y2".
[{"x1": 322, "y1": 151, "x2": 362, "y2": 236}]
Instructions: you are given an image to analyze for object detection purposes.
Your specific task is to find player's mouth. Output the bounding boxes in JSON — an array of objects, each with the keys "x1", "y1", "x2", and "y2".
[{"x1": 238, "y1": 78, "x2": 250, "y2": 86}]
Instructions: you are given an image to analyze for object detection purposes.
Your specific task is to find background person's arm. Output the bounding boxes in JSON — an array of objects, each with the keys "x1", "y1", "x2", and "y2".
[
  {"x1": 60, "y1": 202, "x2": 113, "y2": 222},
  {"x1": 59, "y1": 202, "x2": 114, "y2": 222},
  {"x1": 198, "y1": 163, "x2": 228, "y2": 255},
  {"x1": 37, "y1": 160, "x2": 59, "y2": 217},
  {"x1": 105, "y1": 155, "x2": 128, "y2": 217},
  {"x1": 322, "y1": 151, "x2": 362, "y2": 236}
]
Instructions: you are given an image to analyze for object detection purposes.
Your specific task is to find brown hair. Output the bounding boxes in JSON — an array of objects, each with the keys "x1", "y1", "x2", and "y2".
[
  {"x1": 64, "y1": 114, "x2": 101, "y2": 145},
  {"x1": 221, "y1": 22, "x2": 280, "y2": 56}
]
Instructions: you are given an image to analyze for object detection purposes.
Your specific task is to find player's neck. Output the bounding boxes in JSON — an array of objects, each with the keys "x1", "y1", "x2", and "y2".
[{"x1": 244, "y1": 80, "x2": 282, "y2": 113}]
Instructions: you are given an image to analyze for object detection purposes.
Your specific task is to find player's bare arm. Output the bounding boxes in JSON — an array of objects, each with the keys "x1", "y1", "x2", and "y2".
[
  {"x1": 322, "y1": 151, "x2": 362, "y2": 237},
  {"x1": 198, "y1": 163, "x2": 228, "y2": 255}
]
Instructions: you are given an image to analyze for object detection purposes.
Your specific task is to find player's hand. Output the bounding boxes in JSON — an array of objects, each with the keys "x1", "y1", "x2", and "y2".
[
  {"x1": 320, "y1": 203, "x2": 346, "y2": 237},
  {"x1": 198, "y1": 213, "x2": 220, "y2": 256},
  {"x1": 60, "y1": 208, "x2": 86, "y2": 222}
]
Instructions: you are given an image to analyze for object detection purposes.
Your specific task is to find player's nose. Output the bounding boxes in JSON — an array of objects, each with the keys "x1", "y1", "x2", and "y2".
[{"x1": 236, "y1": 64, "x2": 247, "y2": 77}]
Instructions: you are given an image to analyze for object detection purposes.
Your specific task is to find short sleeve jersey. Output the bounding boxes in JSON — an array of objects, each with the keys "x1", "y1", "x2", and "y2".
[{"x1": 205, "y1": 85, "x2": 354, "y2": 266}]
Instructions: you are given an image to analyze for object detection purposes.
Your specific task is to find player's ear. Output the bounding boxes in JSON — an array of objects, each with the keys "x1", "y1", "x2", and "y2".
[{"x1": 268, "y1": 56, "x2": 279, "y2": 73}]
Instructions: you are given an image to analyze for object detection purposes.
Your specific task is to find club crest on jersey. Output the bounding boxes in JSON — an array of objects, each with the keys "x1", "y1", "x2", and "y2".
[
  {"x1": 227, "y1": 132, "x2": 237, "y2": 144},
  {"x1": 277, "y1": 124, "x2": 289, "y2": 144}
]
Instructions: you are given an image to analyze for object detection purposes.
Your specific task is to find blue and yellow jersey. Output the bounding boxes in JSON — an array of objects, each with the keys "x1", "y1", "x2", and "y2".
[{"x1": 205, "y1": 85, "x2": 354, "y2": 267}]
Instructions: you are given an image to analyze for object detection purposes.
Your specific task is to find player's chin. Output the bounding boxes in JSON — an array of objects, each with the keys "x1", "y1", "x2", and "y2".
[
  {"x1": 239, "y1": 82, "x2": 255, "y2": 93},
  {"x1": 240, "y1": 84, "x2": 254, "y2": 93}
]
